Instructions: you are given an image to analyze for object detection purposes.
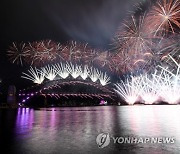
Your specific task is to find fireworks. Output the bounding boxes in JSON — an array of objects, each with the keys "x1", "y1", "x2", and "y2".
[
  {"x1": 80, "y1": 65, "x2": 89, "y2": 80},
  {"x1": 42, "y1": 65, "x2": 58, "y2": 81},
  {"x1": 114, "y1": 54, "x2": 180, "y2": 104},
  {"x1": 19, "y1": 78, "x2": 115, "y2": 103},
  {"x1": 8, "y1": 0, "x2": 180, "y2": 103},
  {"x1": 54, "y1": 63, "x2": 69, "y2": 79},
  {"x1": 89, "y1": 68, "x2": 100, "y2": 82},
  {"x1": 66, "y1": 63, "x2": 82, "y2": 79},
  {"x1": 111, "y1": 0, "x2": 180, "y2": 74},
  {"x1": 114, "y1": 75, "x2": 144, "y2": 105},
  {"x1": 21, "y1": 67, "x2": 45, "y2": 84},
  {"x1": 159, "y1": 35, "x2": 180, "y2": 69},
  {"x1": 7, "y1": 40, "x2": 115, "y2": 72},
  {"x1": 7, "y1": 40, "x2": 61, "y2": 66},
  {"x1": 115, "y1": 15, "x2": 153, "y2": 54},
  {"x1": 113, "y1": 14, "x2": 155, "y2": 73},
  {"x1": 145, "y1": 0, "x2": 180, "y2": 36},
  {"x1": 99, "y1": 72, "x2": 111, "y2": 86},
  {"x1": 139, "y1": 73, "x2": 160, "y2": 104},
  {"x1": 7, "y1": 42, "x2": 30, "y2": 66},
  {"x1": 21, "y1": 62, "x2": 111, "y2": 86},
  {"x1": 155, "y1": 63, "x2": 180, "y2": 104},
  {"x1": 60, "y1": 41, "x2": 96, "y2": 64},
  {"x1": 92, "y1": 50, "x2": 113, "y2": 69},
  {"x1": 26, "y1": 40, "x2": 60, "y2": 65}
]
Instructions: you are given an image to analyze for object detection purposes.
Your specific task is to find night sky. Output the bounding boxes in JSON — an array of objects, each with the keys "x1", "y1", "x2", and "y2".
[{"x1": 0, "y1": 0, "x2": 145, "y2": 91}]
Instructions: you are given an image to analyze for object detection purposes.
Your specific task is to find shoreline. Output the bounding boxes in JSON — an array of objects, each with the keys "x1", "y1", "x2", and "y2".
[{"x1": 0, "y1": 103, "x2": 179, "y2": 109}]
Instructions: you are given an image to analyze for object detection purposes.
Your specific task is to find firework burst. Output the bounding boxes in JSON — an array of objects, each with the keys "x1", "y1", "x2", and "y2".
[
  {"x1": 42, "y1": 65, "x2": 58, "y2": 81},
  {"x1": 114, "y1": 54, "x2": 180, "y2": 105},
  {"x1": 60, "y1": 41, "x2": 97, "y2": 64},
  {"x1": 26, "y1": 40, "x2": 60, "y2": 66},
  {"x1": 114, "y1": 76, "x2": 143, "y2": 105},
  {"x1": 54, "y1": 63, "x2": 69, "y2": 79},
  {"x1": 113, "y1": 15, "x2": 154, "y2": 73},
  {"x1": 89, "y1": 67, "x2": 100, "y2": 82},
  {"x1": 7, "y1": 42, "x2": 30, "y2": 66},
  {"x1": 99, "y1": 72, "x2": 111, "y2": 86},
  {"x1": 145, "y1": 0, "x2": 180, "y2": 36},
  {"x1": 66, "y1": 63, "x2": 82, "y2": 79},
  {"x1": 159, "y1": 35, "x2": 180, "y2": 69},
  {"x1": 7, "y1": 40, "x2": 113, "y2": 72},
  {"x1": 21, "y1": 67, "x2": 45, "y2": 84},
  {"x1": 80, "y1": 65, "x2": 89, "y2": 80},
  {"x1": 115, "y1": 15, "x2": 153, "y2": 54},
  {"x1": 21, "y1": 62, "x2": 111, "y2": 86}
]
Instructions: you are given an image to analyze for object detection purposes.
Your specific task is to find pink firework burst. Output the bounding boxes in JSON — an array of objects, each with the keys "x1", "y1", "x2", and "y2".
[
  {"x1": 145, "y1": 0, "x2": 180, "y2": 36},
  {"x1": 115, "y1": 15, "x2": 153, "y2": 55},
  {"x1": 59, "y1": 41, "x2": 97, "y2": 64},
  {"x1": 113, "y1": 15, "x2": 154, "y2": 73},
  {"x1": 25, "y1": 40, "x2": 60, "y2": 66}
]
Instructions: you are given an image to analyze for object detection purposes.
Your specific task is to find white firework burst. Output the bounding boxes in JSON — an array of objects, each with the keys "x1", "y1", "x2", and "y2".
[
  {"x1": 54, "y1": 63, "x2": 69, "y2": 79},
  {"x1": 99, "y1": 72, "x2": 111, "y2": 86},
  {"x1": 89, "y1": 67, "x2": 100, "y2": 82},
  {"x1": 114, "y1": 76, "x2": 143, "y2": 105},
  {"x1": 139, "y1": 74, "x2": 159, "y2": 104},
  {"x1": 80, "y1": 65, "x2": 89, "y2": 80},
  {"x1": 7, "y1": 42, "x2": 30, "y2": 66},
  {"x1": 67, "y1": 63, "x2": 82, "y2": 79},
  {"x1": 114, "y1": 54, "x2": 180, "y2": 105},
  {"x1": 21, "y1": 62, "x2": 111, "y2": 86},
  {"x1": 21, "y1": 67, "x2": 45, "y2": 84},
  {"x1": 157, "y1": 55, "x2": 180, "y2": 104},
  {"x1": 42, "y1": 65, "x2": 57, "y2": 81}
]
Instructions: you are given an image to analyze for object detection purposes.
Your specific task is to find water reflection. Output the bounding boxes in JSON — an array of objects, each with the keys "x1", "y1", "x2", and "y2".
[
  {"x1": 16, "y1": 108, "x2": 34, "y2": 135},
  {"x1": 0, "y1": 106, "x2": 180, "y2": 153},
  {"x1": 118, "y1": 106, "x2": 180, "y2": 138}
]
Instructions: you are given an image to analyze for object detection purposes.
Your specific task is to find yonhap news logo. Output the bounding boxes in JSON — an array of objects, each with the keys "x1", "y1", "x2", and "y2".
[
  {"x1": 96, "y1": 133, "x2": 110, "y2": 148},
  {"x1": 96, "y1": 133, "x2": 175, "y2": 148}
]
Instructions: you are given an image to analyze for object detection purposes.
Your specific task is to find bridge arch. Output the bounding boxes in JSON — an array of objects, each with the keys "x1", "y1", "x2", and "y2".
[{"x1": 19, "y1": 63, "x2": 116, "y2": 106}]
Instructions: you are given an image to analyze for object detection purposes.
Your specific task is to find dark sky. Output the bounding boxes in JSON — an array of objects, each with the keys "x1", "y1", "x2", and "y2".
[{"x1": 0, "y1": 0, "x2": 145, "y2": 91}]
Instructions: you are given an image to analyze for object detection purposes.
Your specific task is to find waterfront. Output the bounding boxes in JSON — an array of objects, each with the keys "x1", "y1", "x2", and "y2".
[{"x1": 0, "y1": 105, "x2": 180, "y2": 153}]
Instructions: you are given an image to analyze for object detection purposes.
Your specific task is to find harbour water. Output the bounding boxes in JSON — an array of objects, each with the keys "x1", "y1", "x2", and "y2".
[{"x1": 0, "y1": 105, "x2": 180, "y2": 153}]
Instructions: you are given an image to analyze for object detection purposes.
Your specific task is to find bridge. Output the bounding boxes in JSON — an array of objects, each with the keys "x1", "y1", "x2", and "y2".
[{"x1": 19, "y1": 63, "x2": 117, "y2": 106}]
